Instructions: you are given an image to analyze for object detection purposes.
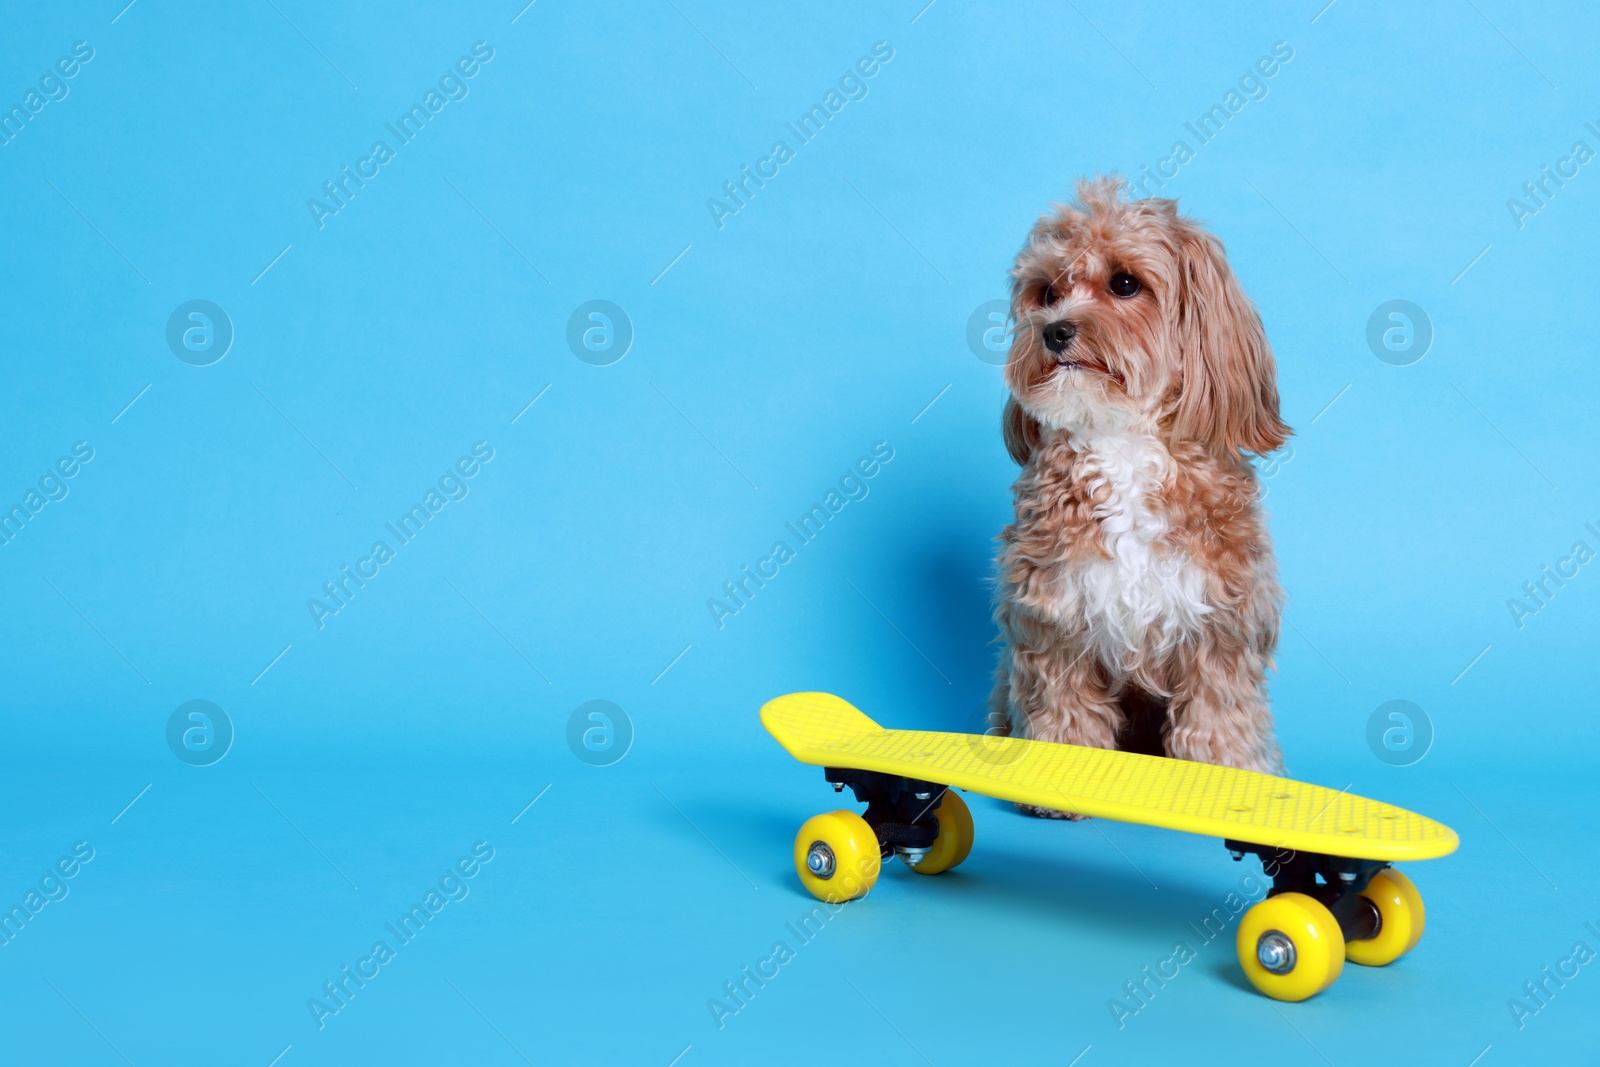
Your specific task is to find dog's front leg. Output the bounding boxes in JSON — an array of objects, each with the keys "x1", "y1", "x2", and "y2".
[
  {"x1": 1001, "y1": 621, "x2": 1122, "y2": 819},
  {"x1": 1164, "y1": 633, "x2": 1283, "y2": 774}
]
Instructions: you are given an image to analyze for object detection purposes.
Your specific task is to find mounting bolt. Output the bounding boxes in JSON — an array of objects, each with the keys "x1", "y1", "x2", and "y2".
[
  {"x1": 1337, "y1": 871, "x2": 1357, "y2": 882},
  {"x1": 1229, "y1": 850, "x2": 1244, "y2": 861},
  {"x1": 832, "y1": 782, "x2": 844, "y2": 792},
  {"x1": 913, "y1": 791, "x2": 932, "y2": 800}
]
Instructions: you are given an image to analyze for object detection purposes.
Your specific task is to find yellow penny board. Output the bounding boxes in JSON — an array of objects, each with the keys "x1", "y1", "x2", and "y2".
[{"x1": 762, "y1": 692, "x2": 1458, "y2": 862}]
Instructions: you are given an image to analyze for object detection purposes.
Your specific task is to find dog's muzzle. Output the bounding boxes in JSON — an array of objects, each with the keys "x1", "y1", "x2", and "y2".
[{"x1": 1042, "y1": 320, "x2": 1077, "y2": 354}]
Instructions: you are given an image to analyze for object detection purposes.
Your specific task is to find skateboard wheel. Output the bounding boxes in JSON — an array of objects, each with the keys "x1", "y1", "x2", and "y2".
[
  {"x1": 906, "y1": 790, "x2": 974, "y2": 876},
  {"x1": 794, "y1": 811, "x2": 881, "y2": 903},
  {"x1": 1236, "y1": 893, "x2": 1345, "y2": 1001},
  {"x1": 1345, "y1": 869, "x2": 1426, "y2": 966}
]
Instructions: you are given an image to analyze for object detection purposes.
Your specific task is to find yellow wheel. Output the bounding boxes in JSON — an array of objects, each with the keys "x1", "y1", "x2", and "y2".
[
  {"x1": 906, "y1": 790, "x2": 975, "y2": 876},
  {"x1": 1345, "y1": 869, "x2": 1426, "y2": 966},
  {"x1": 1236, "y1": 893, "x2": 1346, "y2": 1001},
  {"x1": 794, "y1": 811, "x2": 881, "y2": 903}
]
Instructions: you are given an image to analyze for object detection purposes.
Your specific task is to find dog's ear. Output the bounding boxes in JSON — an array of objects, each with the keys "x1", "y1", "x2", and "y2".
[
  {"x1": 1002, "y1": 396, "x2": 1042, "y2": 465},
  {"x1": 1170, "y1": 222, "x2": 1290, "y2": 457}
]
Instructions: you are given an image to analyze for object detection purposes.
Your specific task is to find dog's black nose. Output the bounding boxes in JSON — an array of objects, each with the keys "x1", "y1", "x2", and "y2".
[{"x1": 1042, "y1": 320, "x2": 1077, "y2": 354}]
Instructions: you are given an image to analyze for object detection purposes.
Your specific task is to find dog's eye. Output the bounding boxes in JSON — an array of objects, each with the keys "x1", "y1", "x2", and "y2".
[
  {"x1": 1040, "y1": 284, "x2": 1057, "y2": 306},
  {"x1": 1108, "y1": 273, "x2": 1141, "y2": 298}
]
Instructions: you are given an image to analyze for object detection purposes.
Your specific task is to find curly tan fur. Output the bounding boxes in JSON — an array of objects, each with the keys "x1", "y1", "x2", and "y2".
[{"x1": 992, "y1": 178, "x2": 1290, "y2": 815}]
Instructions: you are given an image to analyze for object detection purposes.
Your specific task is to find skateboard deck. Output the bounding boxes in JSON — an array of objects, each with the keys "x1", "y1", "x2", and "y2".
[{"x1": 762, "y1": 692, "x2": 1458, "y2": 862}]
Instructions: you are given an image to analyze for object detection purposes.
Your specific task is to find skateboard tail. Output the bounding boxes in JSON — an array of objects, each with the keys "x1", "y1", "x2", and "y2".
[{"x1": 761, "y1": 692, "x2": 883, "y2": 763}]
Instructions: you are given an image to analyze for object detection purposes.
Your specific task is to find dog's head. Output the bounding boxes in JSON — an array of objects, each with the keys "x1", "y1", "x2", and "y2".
[{"x1": 1002, "y1": 176, "x2": 1288, "y2": 465}]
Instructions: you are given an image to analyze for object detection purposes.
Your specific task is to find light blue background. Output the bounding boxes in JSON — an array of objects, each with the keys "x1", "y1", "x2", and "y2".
[{"x1": 1, "y1": 1, "x2": 1596, "y2": 1063}]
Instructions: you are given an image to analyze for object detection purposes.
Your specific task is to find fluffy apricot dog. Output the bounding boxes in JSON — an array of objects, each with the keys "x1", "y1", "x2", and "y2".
[{"x1": 991, "y1": 177, "x2": 1290, "y2": 815}]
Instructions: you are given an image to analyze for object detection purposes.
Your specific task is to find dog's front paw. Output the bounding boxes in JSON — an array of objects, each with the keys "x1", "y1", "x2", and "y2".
[{"x1": 1016, "y1": 803, "x2": 1089, "y2": 821}]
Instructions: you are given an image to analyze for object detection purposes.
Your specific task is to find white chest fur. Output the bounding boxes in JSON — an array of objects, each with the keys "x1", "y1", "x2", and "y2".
[{"x1": 1049, "y1": 431, "x2": 1211, "y2": 662}]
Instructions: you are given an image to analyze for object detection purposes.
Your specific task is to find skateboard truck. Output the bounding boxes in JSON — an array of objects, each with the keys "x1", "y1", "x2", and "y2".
[
  {"x1": 1225, "y1": 840, "x2": 1385, "y2": 944},
  {"x1": 824, "y1": 768, "x2": 945, "y2": 866}
]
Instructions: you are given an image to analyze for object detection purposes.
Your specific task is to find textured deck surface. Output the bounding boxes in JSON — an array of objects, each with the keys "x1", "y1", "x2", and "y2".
[{"x1": 762, "y1": 693, "x2": 1459, "y2": 861}]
